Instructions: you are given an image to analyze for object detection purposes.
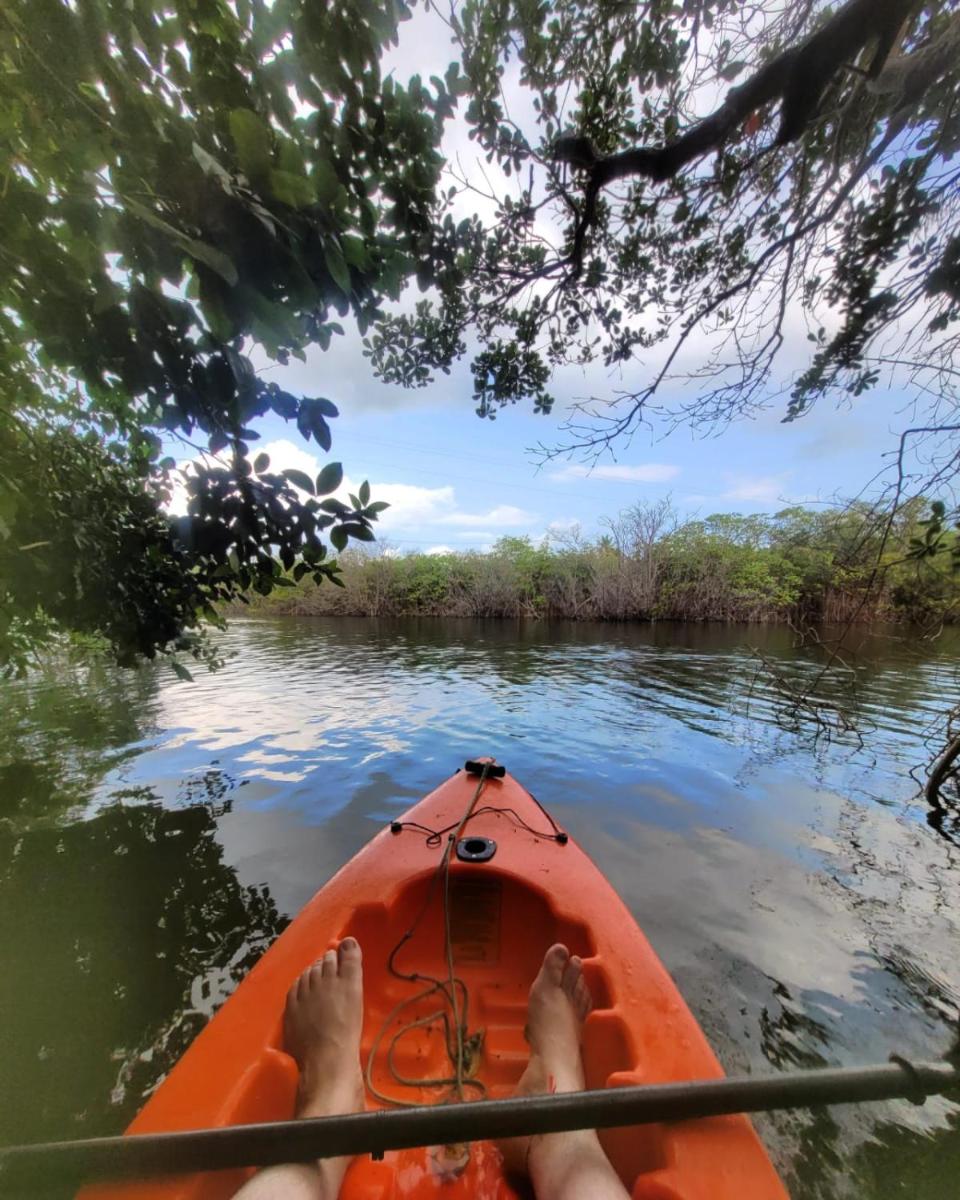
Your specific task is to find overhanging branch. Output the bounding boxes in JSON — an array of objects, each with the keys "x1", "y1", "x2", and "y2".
[{"x1": 566, "y1": 0, "x2": 916, "y2": 274}]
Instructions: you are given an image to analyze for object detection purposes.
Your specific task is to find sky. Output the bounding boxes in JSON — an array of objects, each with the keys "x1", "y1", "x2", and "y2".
[
  {"x1": 176, "y1": 4, "x2": 926, "y2": 556},
  {"x1": 228, "y1": 337, "x2": 916, "y2": 556}
]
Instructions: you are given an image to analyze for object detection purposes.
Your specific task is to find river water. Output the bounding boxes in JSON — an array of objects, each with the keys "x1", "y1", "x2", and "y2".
[{"x1": 1, "y1": 617, "x2": 958, "y2": 1197}]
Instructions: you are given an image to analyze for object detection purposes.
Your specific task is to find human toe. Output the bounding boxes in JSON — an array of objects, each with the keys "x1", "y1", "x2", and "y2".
[
  {"x1": 541, "y1": 943, "x2": 570, "y2": 987},
  {"x1": 561, "y1": 954, "x2": 583, "y2": 1002},
  {"x1": 574, "y1": 973, "x2": 592, "y2": 1021},
  {"x1": 338, "y1": 936, "x2": 362, "y2": 979}
]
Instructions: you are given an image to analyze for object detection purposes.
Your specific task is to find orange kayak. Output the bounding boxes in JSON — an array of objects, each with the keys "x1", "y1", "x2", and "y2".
[{"x1": 83, "y1": 762, "x2": 788, "y2": 1200}]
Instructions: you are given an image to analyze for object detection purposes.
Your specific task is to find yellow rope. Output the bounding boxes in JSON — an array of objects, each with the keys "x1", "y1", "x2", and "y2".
[{"x1": 365, "y1": 766, "x2": 491, "y2": 1110}]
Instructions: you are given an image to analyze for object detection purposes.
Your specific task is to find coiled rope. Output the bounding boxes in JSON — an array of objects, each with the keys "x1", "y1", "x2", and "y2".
[{"x1": 364, "y1": 765, "x2": 491, "y2": 1108}]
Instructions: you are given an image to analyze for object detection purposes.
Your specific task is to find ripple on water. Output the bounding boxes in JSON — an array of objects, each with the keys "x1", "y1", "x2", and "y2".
[{"x1": 0, "y1": 616, "x2": 958, "y2": 1195}]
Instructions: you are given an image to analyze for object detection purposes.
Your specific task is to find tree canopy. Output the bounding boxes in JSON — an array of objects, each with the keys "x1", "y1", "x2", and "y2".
[
  {"x1": 3, "y1": 0, "x2": 959, "y2": 672},
  {"x1": 246, "y1": 498, "x2": 959, "y2": 626},
  {"x1": 1, "y1": 0, "x2": 467, "y2": 672},
  {"x1": 370, "y1": 0, "x2": 960, "y2": 462}
]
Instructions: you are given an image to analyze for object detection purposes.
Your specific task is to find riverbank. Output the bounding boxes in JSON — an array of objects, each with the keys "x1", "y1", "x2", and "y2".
[{"x1": 245, "y1": 503, "x2": 958, "y2": 625}]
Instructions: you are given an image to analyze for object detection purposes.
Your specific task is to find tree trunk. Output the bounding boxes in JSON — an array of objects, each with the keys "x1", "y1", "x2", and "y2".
[{"x1": 926, "y1": 732, "x2": 960, "y2": 807}]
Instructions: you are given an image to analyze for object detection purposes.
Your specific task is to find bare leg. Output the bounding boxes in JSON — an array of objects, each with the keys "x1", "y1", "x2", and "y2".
[
  {"x1": 235, "y1": 938, "x2": 364, "y2": 1200},
  {"x1": 500, "y1": 944, "x2": 630, "y2": 1200}
]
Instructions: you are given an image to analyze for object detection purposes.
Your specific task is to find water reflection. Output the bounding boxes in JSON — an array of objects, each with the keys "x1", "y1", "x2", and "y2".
[
  {"x1": 0, "y1": 656, "x2": 156, "y2": 826},
  {"x1": 0, "y1": 792, "x2": 287, "y2": 1146},
  {"x1": 0, "y1": 616, "x2": 957, "y2": 1197}
]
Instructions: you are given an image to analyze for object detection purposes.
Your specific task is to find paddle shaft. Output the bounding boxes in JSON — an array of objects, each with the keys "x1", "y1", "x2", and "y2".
[{"x1": 2, "y1": 1058, "x2": 958, "y2": 1189}]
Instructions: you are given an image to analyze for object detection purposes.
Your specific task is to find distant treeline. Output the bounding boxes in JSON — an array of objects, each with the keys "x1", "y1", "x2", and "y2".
[{"x1": 247, "y1": 499, "x2": 958, "y2": 625}]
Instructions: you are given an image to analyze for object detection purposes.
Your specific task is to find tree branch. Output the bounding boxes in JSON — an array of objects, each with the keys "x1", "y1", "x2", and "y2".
[
  {"x1": 869, "y1": 10, "x2": 960, "y2": 105},
  {"x1": 927, "y1": 732, "x2": 960, "y2": 807},
  {"x1": 567, "y1": 0, "x2": 915, "y2": 274}
]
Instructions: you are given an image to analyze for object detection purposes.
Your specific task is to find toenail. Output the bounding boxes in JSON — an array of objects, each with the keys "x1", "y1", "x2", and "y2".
[{"x1": 341, "y1": 937, "x2": 358, "y2": 950}]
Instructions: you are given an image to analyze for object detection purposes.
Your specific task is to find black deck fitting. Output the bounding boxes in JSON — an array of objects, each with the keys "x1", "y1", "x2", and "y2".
[{"x1": 464, "y1": 760, "x2": 506, "y2": 778}]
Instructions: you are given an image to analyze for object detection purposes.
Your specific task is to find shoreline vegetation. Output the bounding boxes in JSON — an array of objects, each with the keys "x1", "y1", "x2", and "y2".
[{"x1": 243, "y1": 501, "x2": 958, "y2": 626}]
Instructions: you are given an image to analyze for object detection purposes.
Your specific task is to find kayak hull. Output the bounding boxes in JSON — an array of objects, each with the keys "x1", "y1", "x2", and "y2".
[{"x1": 82, "y1": 764, "x2": 787, "y2": 1200}]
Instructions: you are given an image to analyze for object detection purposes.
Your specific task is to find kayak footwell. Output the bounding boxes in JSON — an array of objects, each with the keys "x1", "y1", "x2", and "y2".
[{"x1": 82, "y1": 765, "x2": 788, "y2": 1200}]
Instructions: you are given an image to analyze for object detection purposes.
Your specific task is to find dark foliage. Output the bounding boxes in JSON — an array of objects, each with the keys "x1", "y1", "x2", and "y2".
[{"x1": 1, "y1": 0, "x2": 469, "y2": 672}]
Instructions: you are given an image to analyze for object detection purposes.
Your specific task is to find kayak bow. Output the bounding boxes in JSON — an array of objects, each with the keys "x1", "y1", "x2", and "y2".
[{"x1": 75, "y1": 761, "x2": 789, "y2": 1199}]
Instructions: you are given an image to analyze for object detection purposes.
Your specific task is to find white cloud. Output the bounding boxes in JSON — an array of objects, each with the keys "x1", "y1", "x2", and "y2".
[
  {"x1": 166, "y1": 438, "x2": 319, "y2": 514},
  {"x1": 365, "y1": 481, "x2": 454, "y2": 528},
  {"x1": 241, "y1": 434, "x2": 541, "y2": 532},
  {"x1": 252, "y1": 438, "x2": 320, "y2": 481},
  {"x1": 164, "y1": 438, "x2": 538, "y2": 543},
  {"x1": 437, "y1": 504, "x2": 537, "y2": 527},
  {"x1": 721, "y1": 474, "x2": 791, "y2": 503},
  {"x1": 549, "y1": 463, "x2": 680, "y2": 483},
  {"x1": 230, "y1": 441, "x2": 458, "y2": 531},
  {"x1": 425, "y1": 544, "x2": 454, "y2": 555}
]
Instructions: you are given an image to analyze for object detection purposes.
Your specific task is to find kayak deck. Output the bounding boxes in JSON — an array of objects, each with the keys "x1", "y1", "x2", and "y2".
[{"x1": 83, "y1": 764, "x2": 787, "y2": 1200}]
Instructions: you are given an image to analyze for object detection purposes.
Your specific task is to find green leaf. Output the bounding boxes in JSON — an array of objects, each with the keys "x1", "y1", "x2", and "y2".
[
  {"x1": 126, "y1": 198, "x2": 239, "y2": 286},
  {"x1": 229, "y1": 108, "x2": 273, "y2": 179},
  {"x1": 320, "y1": 498, "x2": 349, "y2": 514},
  {"x1": 269, "y1": 168, "x2": 315, "y2": 209},
  {"x1": 359, "y1": 480, "x2": 370, "y2": 505},
  {"x1": 297, "y1": 399, "x2": 334, "y2": 450},
  {"x1": 277, "y1": 137, "x2": 307, "y2": 176},
  {"x1": 313, "y1": 159, "x2": 341, "y2": 204},
  {"x1": 192, "y1": 142, "x2": 233, "y2": 186},
  {"x1": 254, "y1": 452, "x2": 270, "y2": 472},
  {"x1": 324, "y1": 240, "x2": 351, "y2": 295},
  {"x1": 341, "y1": 522, "x2": 375, "y2": 542},
  {"x1": 171, "y1": 660, "x2": 194, "y2": 682},
  {"x1": 316, "y1": 462, "x2": 344, "y2": 495},
  {"x1": 342, "y1": 235, "x2": 372, "y2": 269},
  {"x1": 364, "y1": 501, "x2": 390, "y2": 516},
  {"x1": 282, "y1": 468, "x2": 316, "y2": 494},
  {"x1": 246, "y1": 288, "x2": 305, "y2": 353},
  {"x1": 200, "y1": 288, "x2": 238, "y2": 339},
  {"x1": 330, "y1": 525, "x2": 348, "y2": 552}
]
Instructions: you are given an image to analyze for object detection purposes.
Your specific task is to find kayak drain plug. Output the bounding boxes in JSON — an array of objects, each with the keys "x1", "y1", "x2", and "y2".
[{"x1": 456, "y1": 836, "x2": 497, "y2": 862}]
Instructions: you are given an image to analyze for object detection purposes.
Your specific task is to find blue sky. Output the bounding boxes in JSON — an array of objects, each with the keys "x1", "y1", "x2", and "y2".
[
  {"x1": 175, "y1": 5, "x2": 924, "y2": 554},
  {"x1": 227, "y1": 325, "x2": 914, "y2": 554}
]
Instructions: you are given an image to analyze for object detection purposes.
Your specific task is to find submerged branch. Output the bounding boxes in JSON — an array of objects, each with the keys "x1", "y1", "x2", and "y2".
[{"x1": 926, "y1": 731, "x2": 960, "y2": 807}]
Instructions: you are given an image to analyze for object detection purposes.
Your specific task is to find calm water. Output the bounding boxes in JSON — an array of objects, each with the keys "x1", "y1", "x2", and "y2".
[{"x1": 1, "y1": 617, "x2": 958, "y2": 1197}]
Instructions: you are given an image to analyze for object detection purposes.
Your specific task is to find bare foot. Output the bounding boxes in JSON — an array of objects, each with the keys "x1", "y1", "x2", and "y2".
[
  {"x1": 524, "y1": 943, "x2": 592, "y2": 1092},
  {"x1": 285, "y1": 937, "x2": 365, "y2": 1120},
  {"x1": 498, "y1": 944, "x2": 593, "y2": 1175},
  {"x1": 498, "y1": 946, "x2": 629, "y2": 1199},
  {"x1": 233, "y1": 939, "x2": 365, "y2": 1200}
]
